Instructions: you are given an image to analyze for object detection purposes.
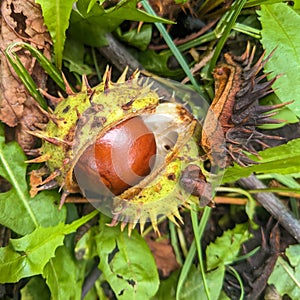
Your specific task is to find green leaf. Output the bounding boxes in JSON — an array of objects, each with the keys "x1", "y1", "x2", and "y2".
[
  {"x1": 68, "y1": 0, "x2": 172, "y2": 47},
  {"x1": 43, "y1": 246, "x2": 83, "y2": 300},
  {"x1": 294, "y1": 0, "x2": 300, "y2": 10},
  {"x1": 0, "y1": 211, "x2": 98, "y2": 283},
  {"x1": 0, "y1": 224, "x2": 65, "y2": 283},
  {"x1": 36, "y1": 0, "x2": 75, "y2": 69},
  {"x1": 96, "y1": 216, "x2": 159, "y2": 300},
  {"x1": 20, "y1": 276, "x2": 50, "y2": 300},
  {"x1": 0, "y1": 210, "x2": 98, "y2": 283},
  {"x1": 206, "y1": 223, "x2": 252, "y2": 271},
  {"x1": 268, "y1": 244, "x2": 300, "y2": 298},
  {"x1": 222, "y1": 138, "x2": 300, "y2": 184},
  {"x1": 63, "y1": 38, "x2": 93, "y2": 76},
  {"x1": 136, "y1": 49, "x2": 185, "y2": 78},
  {"x1": 178, "y1": 265, "x2": 225, "y2": 300},
  {"x1": 258, "y1": 3, "x2": 300, "y2": 117},
  {"x1": 286, "y1": 244, "x2": 300, "y2": 267},
  {"x1": 218, "y1": 290, "x2": 231, "y2": 300},
  {"x1": 0, "y1": 124, "x2": 66, "y2": 235},
  {"x1": 114, "y1": 24, "x2": 152, "y2": 51}
]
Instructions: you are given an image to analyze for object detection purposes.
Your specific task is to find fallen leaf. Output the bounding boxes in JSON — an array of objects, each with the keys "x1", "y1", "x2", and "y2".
[
  {"x1": 145, "y1": 233, "x2": 180, "y2": 277},
  {"x1": 0, "y1": 0, "x2": 51, "y2": 150}
]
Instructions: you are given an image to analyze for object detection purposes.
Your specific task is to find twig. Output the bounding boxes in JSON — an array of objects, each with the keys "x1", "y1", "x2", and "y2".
[
  {"x1": 238, "y1": 174, "x2": 300, "y2": 243},
  {"x1": 81, "y1": 263, "x2": 101, "y2": 299},
  {"x1": 98, "y1": 33, "x2": 144, "y2": 74}
]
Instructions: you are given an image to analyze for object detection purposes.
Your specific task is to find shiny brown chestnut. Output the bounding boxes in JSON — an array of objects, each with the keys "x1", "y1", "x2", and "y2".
[{"x1": 76, "y1": 116, "x2": 156, "y2": 195}]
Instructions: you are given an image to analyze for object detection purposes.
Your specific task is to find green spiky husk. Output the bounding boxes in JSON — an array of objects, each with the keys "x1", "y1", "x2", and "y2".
[
  {"x1": 42, "y1": 72, "x2": 159, "y2": 193},
  {"x1": 39, "y1": 69, "x2": 207, "y2": 232}
]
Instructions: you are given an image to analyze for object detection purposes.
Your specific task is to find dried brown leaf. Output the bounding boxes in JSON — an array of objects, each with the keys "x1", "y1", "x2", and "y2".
[
  {"x1": 0, "y1": 0, "x2": 51, "y2": 150},
  {"x1": 145, "y1": 233, "x2": 180, "y2": 277}
]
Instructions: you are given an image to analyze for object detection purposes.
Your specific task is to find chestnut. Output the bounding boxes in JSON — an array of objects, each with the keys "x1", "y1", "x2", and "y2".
[
  {"x1": 32, "y1": 68, "x2": 204, "y2": 232},
  {"x1": 75, "y1": 116, "x2": 157, "y2": 195}
]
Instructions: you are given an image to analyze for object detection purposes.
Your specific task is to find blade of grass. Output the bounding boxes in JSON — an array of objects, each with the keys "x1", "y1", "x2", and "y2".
[
  {"x1": 233, "y1": 246, "x2": 260, "y2": 263},
  {"x1": 271, "y1": 174, "x2": 300, "y2": 189},
  {"x1": 177, "y1": 21, "x2": 260, "y2": 54},
  {"x1": 177, "y1": 31, "x2": 216, "y2": 52},
  {"x1": 290, "y1": 198, "x2": 299, "y2": 219},
  {"x1": 197, "y1": 0, "x2": 224, "y2": 15},
  {"x1": 245, "y1": 0, "x2": 284, "y2": 8},
  {"x1": 215, "y1": 186, "x2": 257, "y2": 226},
  {"x1": 177, "y1": 226, "x2": 188, "y2": 258},
  {"x1": 176, "y1": 206, "x2": 211, "y2": 300},
  {"x1": 5, "y1": 46, "x2": 47, "y2": 110},
  {"x1": 206, "y1": 0, "x2": 247, "y2": 78},
  {"x1": 178, "y1": 0, "x2": 250, "y2": 55},
  {"x1": 206, "y1": 0, "x2": 248, "y2": 77},
  {"x1": 227, "y1": 266, "x2": 244, "y2": 300},
  {"x1": 5, "y1": 42, "x2": 65, "y2": 110},
  {"x1": 91, "y1": 47, "x2": 102, "y2": 82},
  {"x1": 6, "y1": 42, "x2": 65, "y2": 90},
  {"x1": 141, "y1": 0, "x2": 201, "y2": 93},
  {"x1": 191, "y1": 204, "x2": 211, "y2": 300},
  {"x1": 234, "y1": 23, "x2": 261, "y2": 39},
  {"x1": 169, "y1": 221, "x2": 183, "y2": 266}
]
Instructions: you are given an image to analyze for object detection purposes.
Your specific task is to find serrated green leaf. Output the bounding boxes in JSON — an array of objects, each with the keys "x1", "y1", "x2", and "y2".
[
  {"x1": 0, "y1": 210, "x2": 98, "y2": 283},
  {"x1": 36, "y1": 0, "x2": 75, "y2": 69},
  {"x1": 20, "y1": 276, "x2": 50, "y2": 300},
  {"x1": 223, "y1": 138, "x2": 300, "y2": 183},
  {"x1": 178, "y1": 265, "x2": 225, "y2": 300},
  {"x1": 96, "y1": 216, "x2": 159, "y2": 300},
  {"x1": 268, "y1": 244, "x2": 300, "y2": 298},
  {"x1": 68, "y1": 0, "x2": 172, "y2": 47},
  {"x1": 115, "y1": 24, "x2": 152, "y2": 51},
  {"x1": 30, "y1": 191, "x2": 67, "y2": 228},
  {"x1": 258, "y1": 3, "x2": 300, "y2": 117},
  {"x1": 0, "y1": 124, "x2": 66, "y2": 235},
  {"x1": 206, "y1": 223, "x2": 252, "y2": 271},
  {"x1": 43, "y1": 246, "x2": 83, "y2": 300},
  {"x1": 0, "y1": 224, "x2": 66, "y2": 283}
]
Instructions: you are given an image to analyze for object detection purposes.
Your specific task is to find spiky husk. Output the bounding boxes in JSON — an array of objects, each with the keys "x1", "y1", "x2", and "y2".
[
  {"x1": 31, "y1": 68, "x2": 209, "y2": 234},
  {"x1": 206, "y1": 44, "x2": 288, "y2": 166},
  {"x1": 40, "y1": 69, "x2": 159, "y2": 193}
]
